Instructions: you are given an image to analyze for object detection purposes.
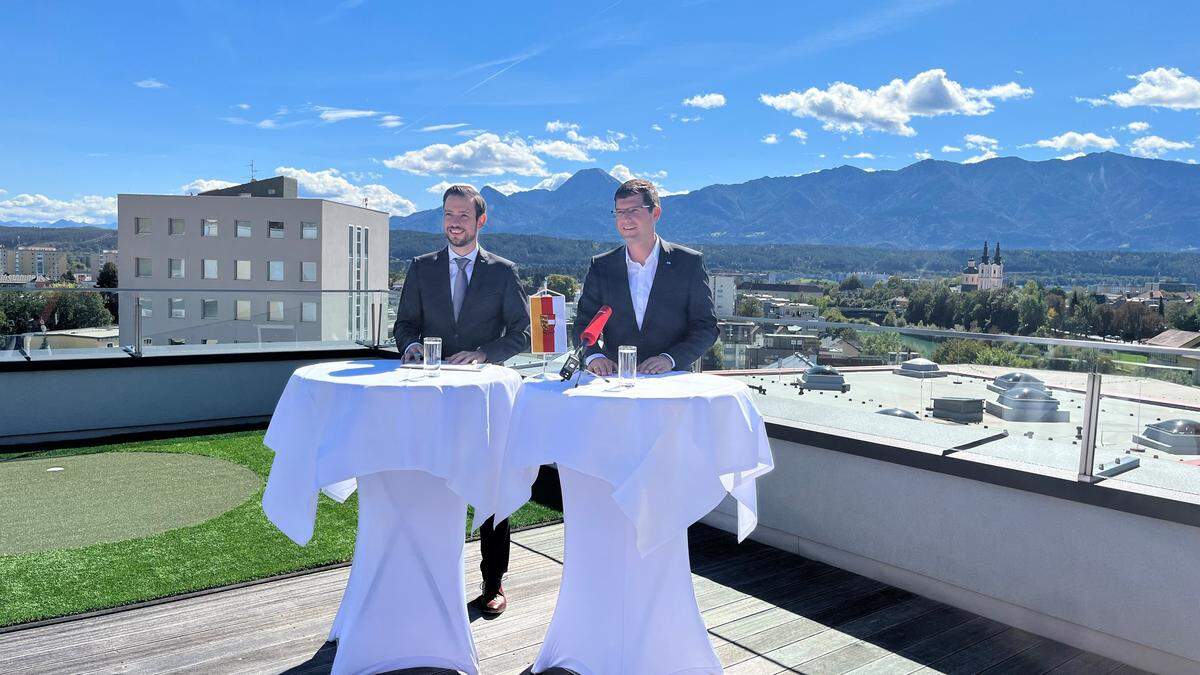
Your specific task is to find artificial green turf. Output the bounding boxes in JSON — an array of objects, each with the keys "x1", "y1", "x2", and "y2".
[{"x1": 0, "y1": 430, "x2": 561, "y2": 627}]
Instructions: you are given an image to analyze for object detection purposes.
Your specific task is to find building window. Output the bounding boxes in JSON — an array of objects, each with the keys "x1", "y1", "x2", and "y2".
[
  {"x1": 168, "y1": 218, "x2": 185, "y2": 236},
  {"x1": 170, "y1": 297, "x2": 185, "y2": 319},
  {"x1": 301, "y1": 221, "x2": 318, "y2": 240},
  {"x1": 201, "y1": 259, "x2": 218, "y2": 280},
  {"x1": 135, "y1": 257, "x2": 152, "y2": 277},
  {"x1": 268, "y1": 300, "x2": 284, "y2": 321},
  {"x1": 301, "y1": 261, "x2": 316, "y2": 282},
  {"x1": 169, "y1": 338, "x2": 186, "y2": 346},
  {"x1": 135, "y1": 217, "x2": 151, "y2": 234},
  {"x1": 301, "y1": 301, "x2": 317, "y2": 322},
  {"x1": 269, "y1": 260, "x2": 284, "y2": 281},
  {"x1": 236, "y1": 220, "x2": 252, "y2": 238},
  {"x1": 202, "y1": 299, "x2": 218, "y2": 319},
  {"x1": 269, "y1": 221, "x2": 285, "y2": 239},
  {"x1": 201, "y1": 338, "x2": 218, "y2": 345},
  {"x1": 236, "y1": 299, "x2": 251, "y2": 321},
  {"x1": 202, "y1": 219, "x2": 219, "y2": 237},
  {"x1": 235, "y1": 259, "x2": 251, "y2": 280},
  {"x1": 139, "y1": 297, "x2": 153, "y2": 317},
  {"x1": 168, "y1": 258, "x2": 185, "y2": 279}
]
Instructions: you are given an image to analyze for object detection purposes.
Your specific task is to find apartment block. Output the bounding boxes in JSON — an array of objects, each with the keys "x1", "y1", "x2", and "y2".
[
  {"x1": 0, "y1": 245, "x2": 69, "y2": 278},
  {"x1": 117, "y1": 177, "x2": 389, "y2": 347}
]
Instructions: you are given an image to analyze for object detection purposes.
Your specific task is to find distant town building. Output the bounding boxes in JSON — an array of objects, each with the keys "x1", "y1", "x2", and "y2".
[
  {"x1": 736, "y1": 281, "x2": 825, "y2": 302},
  {"x1": 960, "y1": 241, "x2": 1004, "y2": 292},
  {"x1": 709, "y1": 274, "x2": 738, "y2": 318},
  {"x1": 0, "y1": 274, "x2": 52, "y2": 289},
  {"x1": 117, "y1": 176, "x2": 389, "y2": 348},
  {"x1": 1144, "y1": 329, "x2": 1200, "y2": 385},
  {"x1": 0, "y1": 245, "x2": 68, "y2": 278},
  {"x1": 89, "y1": 249, "x2": 118, "y2": 275}
]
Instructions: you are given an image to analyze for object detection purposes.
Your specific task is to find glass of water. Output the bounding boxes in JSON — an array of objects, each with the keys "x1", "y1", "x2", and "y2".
[
  {"x1": 423, "y1": 337, "x2": 442, "y2": 376},
  {"x1": 618, "y1": 345, "x2": 637, "y2": 387}
]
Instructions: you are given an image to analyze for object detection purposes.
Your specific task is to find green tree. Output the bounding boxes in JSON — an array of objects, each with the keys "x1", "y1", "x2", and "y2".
[
  {"x1": 0, "y1": 306, "x2": 8, "y2": 335},
  {"x1": 859, "y1": 331, "x2": 903, "y2": 357},
  {"x1": 704, "y1": 339, "x2": 724, "y2": 370},
  {"x1": 96, "y1": 262, "x2": 120, "y2": 323},
  {"x1": 60, "y1": 270, "x2": 78, "y2": 284},
  {"x1": 545, "y1": 274, "x2": 581, "y2": 299},
  {"x1": 1016, "y1": 281, "x2": 1047, "y2": 335},
  {"x1": 734, "y1": 294, "x2": 763, "y2": 317},
  {"x1": 1166, "y1": 302, "x2": 1200, "y2": 332},
  {"x1": 838, "y1": 275, "x2": 863, "y2": 292}
]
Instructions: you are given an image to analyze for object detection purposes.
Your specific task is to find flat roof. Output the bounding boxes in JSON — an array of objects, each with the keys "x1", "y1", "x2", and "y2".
[{"x1": 115, "y1": 193, "x2": 390, "y2": 216}]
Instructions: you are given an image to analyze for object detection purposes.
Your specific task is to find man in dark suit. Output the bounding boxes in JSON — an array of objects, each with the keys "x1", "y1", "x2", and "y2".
[
  {"x1": 392, "y1": 184, "x2": 530, "y2": 616},
  {"x1": 578, "y1": 178, "x2": 718, "y2": 375}
]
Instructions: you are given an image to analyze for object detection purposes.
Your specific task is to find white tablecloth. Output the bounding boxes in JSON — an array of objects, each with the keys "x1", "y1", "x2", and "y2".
[
  {"x1": 263, "y1": 360, "x2": 522, "y2": 544},
  {"x1": 262, "y1": 360, "x2": 523, "y2": 675},
  {"x1": 494, "y1": 372, "x2": 774, "y2": 674},
  {"x1": 495, "y1": 372, "x2": 774, "y2": 554}
]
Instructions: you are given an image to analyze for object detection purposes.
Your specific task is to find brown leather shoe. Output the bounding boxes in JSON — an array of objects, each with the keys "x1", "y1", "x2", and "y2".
[{"x1": 478, "y1": 584, "x2": 507, "y2": 616}]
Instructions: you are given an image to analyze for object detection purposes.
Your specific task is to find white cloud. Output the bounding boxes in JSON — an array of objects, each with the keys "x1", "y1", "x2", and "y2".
[
  {"x1": 1189, "y1": 159, "x2": 1198, "y2": 165},
  {"x1": 682, "y1": 93, "x2": 727, "y2": 109},
  {"x1": 456, "y1": 128, "x2": 487, "y2": 137},
  {"x1": 180, "y1": 179, "x2": 237, "y2": 194},
  {"x1": 545, "y1": 120, "x2": 580, "y2": 133},
  {"x1": 963, "y1": 150, "x2": 999, "y2": 164},
  {"x1": 913, "y1": 150, "x2": 933, "y2": 160},
  {"x1": 609, "y1": 165, "x2": 683, "y2": 195},
  {"x1": 420, "y1": 122, "x2": 470, "y2": 132},
  {"x1": 1105, "y1": 67, "x2": 1200, "y2": 109},
  {"x1": 257, "y1": 119, "x2": 278, "y2": 129},
  {"x1": 425, "y1": 181, "x2": 465, "y2": 195},
  {"x1": 483, "y1": 181, "x2": 526, "y2": 196},
  {"x1": 844, "y1": 152, "x2": 875, "y2": 159},
  {"x1": 941, "y1": 145, "x2": 962, "y2": 153},
  {"x1": 761, "y1": 134, "x2": 779, "y2": 145},
  {"x1": 1129, "y1": 135, "x2": 1195, "y2": 158},
  {"x1": 651, "y1": 123, "x2": 664, "y2": 132},
  {"x1": 679, "y1": 116, "x2": 702, "y2": 123},
  {"x1": 531, "y1": 139, "x2": 594, "y2": 162},
  {"x1": 963, "y1": 134, "x2": 999, "y2": 149},
  {"x1": 0, "y1": 192, "x2": 116, "y2": 224},
  {"x1": 134, "y1": 78, "x2": 166, "y2": 89},
  {"x1": 789, "y1": 128, "x2": 808, "y2": 143},
  {"x1": 315, "y1": 106, "x2": 379, "y2": 122},
  {"x1": 1024, "y1": 131, "x2": 1119, "y2": 151},
  {"x1": 235, "y1": 103, "x2": 251, "y2": 110},
  {"x1": 378, "y1": 115, "x2": 403, "y2": 128},
  {"x1": 1057, "y1": 152, "x2": 1086, "y2": 161},
  {"x1": 565, "y1": 129, "x2": 620, "y2": 151},
  {"x1": 220, "y1": 116, "x2": 251, "y2": 125},
  {"x1": 1125, "y1": 121, "x2": 1151, "y2": 133},
  {"x1": 759, "y1": 69, "x2": 1032, "y2": 136},
  {"x1": 275, "y1": 166, "x2": 416, "y2": 215},
  {"x1": 382, "y1": 133, "x2": 548, "y2": 177},
  {"x1": 531, "y1": 172, "x2": 573, "y2": 191}
]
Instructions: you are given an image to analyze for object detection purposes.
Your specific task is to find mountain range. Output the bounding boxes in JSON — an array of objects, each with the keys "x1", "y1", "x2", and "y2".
[{"x1": 391, "y1": 152, "x2": 1200, "y2": 251}]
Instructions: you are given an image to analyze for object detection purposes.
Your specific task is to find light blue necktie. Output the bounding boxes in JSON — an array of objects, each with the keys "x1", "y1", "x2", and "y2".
[{"x1": 453, "y1": 257, "x2": 470, "y2": 320}]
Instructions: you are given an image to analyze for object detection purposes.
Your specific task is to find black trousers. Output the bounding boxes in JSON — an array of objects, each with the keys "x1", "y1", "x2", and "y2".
[{"x1": 478, "y1": 516, "x2": 510, "y2": 590}]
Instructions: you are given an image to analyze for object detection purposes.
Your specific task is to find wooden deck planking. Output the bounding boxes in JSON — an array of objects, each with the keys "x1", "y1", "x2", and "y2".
[{"x1": 0, "y1": 523, "x2": 1142, "y2": 675}]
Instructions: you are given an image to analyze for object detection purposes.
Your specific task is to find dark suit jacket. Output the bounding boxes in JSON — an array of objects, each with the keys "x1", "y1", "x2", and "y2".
[
  {"x1": 575, "y1": 239, "x2": 718, "y2": 371},
  {"x1": 392, "y1": 246, "x2": 530, "y2": 364}
]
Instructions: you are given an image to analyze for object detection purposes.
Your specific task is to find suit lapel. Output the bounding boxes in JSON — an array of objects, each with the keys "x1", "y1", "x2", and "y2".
[
  {"x1": 640, "y1": 239, "x2": 676, "y2": 333},
  {"x1": 430, "y1": 247, "x2": 456, "y2": 322}
]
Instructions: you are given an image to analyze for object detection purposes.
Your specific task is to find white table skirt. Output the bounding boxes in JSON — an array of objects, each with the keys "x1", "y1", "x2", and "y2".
[
  {"x1": 533, "y1": 467, "x2": 722, "y2": 675},
  {"x1": 328, "y1": 470, "x2": 477, "y2": 675}
]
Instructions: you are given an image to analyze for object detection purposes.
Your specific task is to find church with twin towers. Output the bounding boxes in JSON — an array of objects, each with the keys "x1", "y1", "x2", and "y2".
[{"x1": 960, "y1": 241, "x2": 1004, "y2": 292}]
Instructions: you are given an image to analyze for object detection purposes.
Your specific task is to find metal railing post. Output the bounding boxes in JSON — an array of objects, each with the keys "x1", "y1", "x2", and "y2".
[{"x1": 1077, "y1": 371, "x2": 1102, "y2": 483}]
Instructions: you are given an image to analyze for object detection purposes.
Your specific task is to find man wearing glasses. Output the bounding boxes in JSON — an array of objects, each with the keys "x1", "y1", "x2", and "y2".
[
  {"x1": 578, "y1": 178, "x2": 718, "y2": 374},
  {"x1": 392, "y1": 184, "x2": 530, "y2": 616}
]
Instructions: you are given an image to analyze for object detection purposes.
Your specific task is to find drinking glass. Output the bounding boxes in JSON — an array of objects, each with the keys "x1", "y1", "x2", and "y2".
[
  {"x1": 618, "y1": 345, "x2": 637, "y2": 387},
  {"x1": 423, "y1": 337, "x2": 442, "y2": 376}
]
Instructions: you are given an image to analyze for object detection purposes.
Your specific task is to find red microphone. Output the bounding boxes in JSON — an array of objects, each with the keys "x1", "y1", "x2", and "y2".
[{"x1": 579, "y1": 305, "x2": 612, "y2": 347}]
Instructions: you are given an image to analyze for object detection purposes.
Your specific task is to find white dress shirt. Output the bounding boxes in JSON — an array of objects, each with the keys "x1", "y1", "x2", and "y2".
[{"x1": 405, "y1": 245, "x2": 479, "y2": 355}]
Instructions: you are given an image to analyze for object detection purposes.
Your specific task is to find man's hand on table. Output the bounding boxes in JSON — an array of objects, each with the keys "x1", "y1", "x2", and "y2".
[
  {"x1": 402, "y1": 344, "x2": 423, "y2": 363},
  {"x1": 638, "y1": 355, "x2": 673, "y2": 374},
  {"x1": 587, "y1": 357, "x2": 616, "y2": 376},
  {"x1": 447, "y1": 350, "x2": 487, "y2": 365}
]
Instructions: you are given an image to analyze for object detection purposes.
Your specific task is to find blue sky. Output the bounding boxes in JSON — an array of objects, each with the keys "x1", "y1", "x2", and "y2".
[{"x1": 2, "y1": 0, "x2": 1199, "y2": 224}]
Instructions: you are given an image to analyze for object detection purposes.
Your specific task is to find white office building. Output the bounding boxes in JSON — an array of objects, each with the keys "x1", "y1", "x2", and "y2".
[
  {"x1": 709, "y1": 274, "x2": 738, "y2": 318},
  {"x1": 117, "y1": 177, "x2": 389, "y2": 347}
]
